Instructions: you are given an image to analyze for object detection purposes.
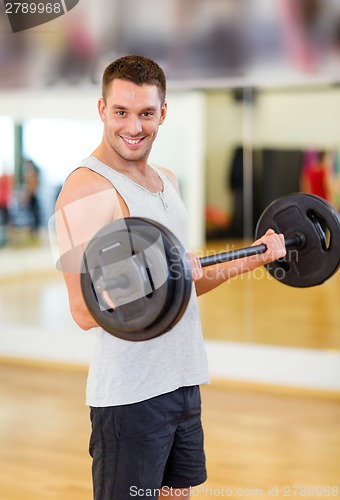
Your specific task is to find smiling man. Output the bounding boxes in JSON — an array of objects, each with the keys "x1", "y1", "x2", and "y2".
[
  {"x1": 55, "y1": 55, "x2": 285, "y2": 500},
  {"x1": 98, "y1": 72, "x2": 167, "y2": 164}
]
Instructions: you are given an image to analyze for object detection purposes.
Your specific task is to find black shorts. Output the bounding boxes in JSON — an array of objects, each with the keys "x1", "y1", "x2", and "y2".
[{"x1": 89, "y1": 386, "x2": 207, "y2": 499}]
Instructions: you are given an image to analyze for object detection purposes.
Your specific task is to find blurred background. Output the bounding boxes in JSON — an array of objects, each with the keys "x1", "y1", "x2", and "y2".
[
  {"x1": 1, "y1": 0, "x2": 339, "y2": 347},
  {"x1": 1, "y1": 0, "x2": 340, "y2": 397},
  {"x1": 0, "y1": 1, "x2": 340, "y2": 498}
]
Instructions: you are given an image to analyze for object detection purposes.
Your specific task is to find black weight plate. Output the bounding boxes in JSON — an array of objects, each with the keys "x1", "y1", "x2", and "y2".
[
  {"x1": 255, "y1": 193, "x2": 340, "y2": 287},
  {"x1": 142, "y1": 218, "x2": 192, "y2": 334},
  {"x1": 81, "y1": 218, "x2": 173, "y2": 341},
  {"x1": 81, "y1": 217, "x2": 192, "y2": 341}
]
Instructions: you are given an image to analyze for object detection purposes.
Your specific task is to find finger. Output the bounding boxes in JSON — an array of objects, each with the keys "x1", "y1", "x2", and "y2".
[
  {"x1": 187, "y1": 252, "x2": 203, "y2": 281},
  {"x1": 266, "y1": 233, "x2": 286, "y2": 258},
  {"x1": 192, "y1": 257, "x2": 203, "y2": 281}
]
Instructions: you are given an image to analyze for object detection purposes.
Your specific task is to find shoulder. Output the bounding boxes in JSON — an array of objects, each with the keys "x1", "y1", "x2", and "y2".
[
  {"x1": 56, "y1": 167, "x2": 116, "y2": 212},
  {"x1": 58, "y1": 167, "x2": 113, "y2": 199},
  {"x1": 55, "y1": 167, "x2": 121, "y2": 237}
]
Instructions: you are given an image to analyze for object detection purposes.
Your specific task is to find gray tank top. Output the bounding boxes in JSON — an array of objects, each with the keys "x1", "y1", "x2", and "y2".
[{"x1": 81, "y1": 156, "x2": 210, "y2": 407}]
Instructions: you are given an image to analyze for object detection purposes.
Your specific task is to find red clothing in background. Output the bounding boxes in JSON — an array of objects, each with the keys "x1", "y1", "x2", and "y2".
[
  {"x1": 0, "y1": 174, "x2": 11, "y2": 208},
  {"x1": 304, "y1": 165, "x2": 329, "y2": 200}
]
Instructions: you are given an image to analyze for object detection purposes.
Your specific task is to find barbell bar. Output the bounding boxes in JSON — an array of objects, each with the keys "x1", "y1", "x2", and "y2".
[{"x1": 199, "y1": 234, "x2": 306, "y2": 267}]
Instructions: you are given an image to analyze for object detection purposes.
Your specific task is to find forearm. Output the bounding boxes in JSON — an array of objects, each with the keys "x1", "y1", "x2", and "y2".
[
  {"x1": 63, "y1": 272, "x2": 100, "y2": 331},
  {"x1": 70, "y1": 302, "x2": 99, "y2": 331},
  {"x1": 195, "y1": 229, "x2": 286, "y2": 296},
  {"x1": 195, "y1": 254, "x2": 262, "y2": 296}
]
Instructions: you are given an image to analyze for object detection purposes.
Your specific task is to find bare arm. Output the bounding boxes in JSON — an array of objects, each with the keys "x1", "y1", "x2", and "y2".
[
  {"x1": 55, "y1": 168, "x2": 124, "y2": 330},
  {"x1": 194, "y1": 229, "x2": 286, "y2": 296}
]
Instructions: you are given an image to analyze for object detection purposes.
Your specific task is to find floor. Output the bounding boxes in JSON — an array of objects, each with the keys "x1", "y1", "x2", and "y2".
[{"x1": 0, "y1": 363, "x2": 339, "y2": 500}]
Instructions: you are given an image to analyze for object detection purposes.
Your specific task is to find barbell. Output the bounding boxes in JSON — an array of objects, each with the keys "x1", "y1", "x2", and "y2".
[{"x1": 80, "y1": 193, "x2": 340, "y2": 341}]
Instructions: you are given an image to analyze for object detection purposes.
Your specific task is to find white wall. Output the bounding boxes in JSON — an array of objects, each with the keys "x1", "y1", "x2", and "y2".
[
  {"x1": 253, "y1": 87, "x2": 340, "y2": 148},
  {"x1": 205, "y1": 91, "x2": 243, "y2": 215},
  {"x1": 0, "y1": 88, "x2": 101, "y2": 122}
]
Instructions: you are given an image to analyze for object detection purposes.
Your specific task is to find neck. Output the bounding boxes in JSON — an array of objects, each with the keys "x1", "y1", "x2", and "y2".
[
  {"x1": 91, "y1": 142, "x2": 163, "y2": 193},
  {"x1": 92, "y1": 141, "x2": 149, "y2": 176}
]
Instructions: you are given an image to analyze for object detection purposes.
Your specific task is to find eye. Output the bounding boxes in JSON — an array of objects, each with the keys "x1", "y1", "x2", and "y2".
[
  {"x1": 142, "y1": 112, "x2": 153, "y2": 117},
  {"x1": 116, "y1": 111, "x2": 126, "y2": 116}
]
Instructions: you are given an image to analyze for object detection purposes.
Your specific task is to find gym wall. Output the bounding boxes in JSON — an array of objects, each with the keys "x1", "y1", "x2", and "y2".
[{"x1": 205, "y1": 85, "x2": 340, "y2": 222}]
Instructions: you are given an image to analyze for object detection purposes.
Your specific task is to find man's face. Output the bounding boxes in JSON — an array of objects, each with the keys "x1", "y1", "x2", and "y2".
[{"x1": 98, "y1": 79, "x2": 167, "y2": 164}]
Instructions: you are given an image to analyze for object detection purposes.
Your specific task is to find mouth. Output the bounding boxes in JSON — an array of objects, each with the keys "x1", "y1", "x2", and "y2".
[{"x1": 120, "y1": 136, "x2": 146, "y2": 148}]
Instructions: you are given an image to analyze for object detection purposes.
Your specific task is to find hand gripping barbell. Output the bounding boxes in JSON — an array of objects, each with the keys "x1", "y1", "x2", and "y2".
[{"x1": 80, "y1": 193, "x2": 340, "y2": 341}]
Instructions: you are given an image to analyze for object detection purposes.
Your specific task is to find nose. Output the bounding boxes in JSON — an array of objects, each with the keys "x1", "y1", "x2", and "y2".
[{"x1": 126, "y1": 115, "x2": 142, "y2": 136}]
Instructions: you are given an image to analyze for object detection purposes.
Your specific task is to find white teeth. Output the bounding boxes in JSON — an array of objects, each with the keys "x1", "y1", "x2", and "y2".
[{"x1": 124, "y1": 138, "x2": 142, "y2": 145}]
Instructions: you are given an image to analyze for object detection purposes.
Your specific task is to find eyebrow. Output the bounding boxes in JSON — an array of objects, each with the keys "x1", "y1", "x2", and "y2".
[
  {"x1": 111, "y1": 105, "x2": 128, "y2": 110},
  {"x1": 111, "y1": 105, "x2": 159, "y2": 112}
]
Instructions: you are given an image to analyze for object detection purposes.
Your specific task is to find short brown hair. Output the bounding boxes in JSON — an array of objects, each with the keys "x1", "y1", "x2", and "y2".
[{"x1": 102, "y1": 55, "x2": 166, "y2": 103}]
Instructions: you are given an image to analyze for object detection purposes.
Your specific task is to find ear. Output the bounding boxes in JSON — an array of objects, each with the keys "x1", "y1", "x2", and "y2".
[
  {"x1": 159, "y1": 101, "x2": 167, "y2": 125},
  {"x1": 98, "y1": 98, "x2": 106, "y2": 123}
]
